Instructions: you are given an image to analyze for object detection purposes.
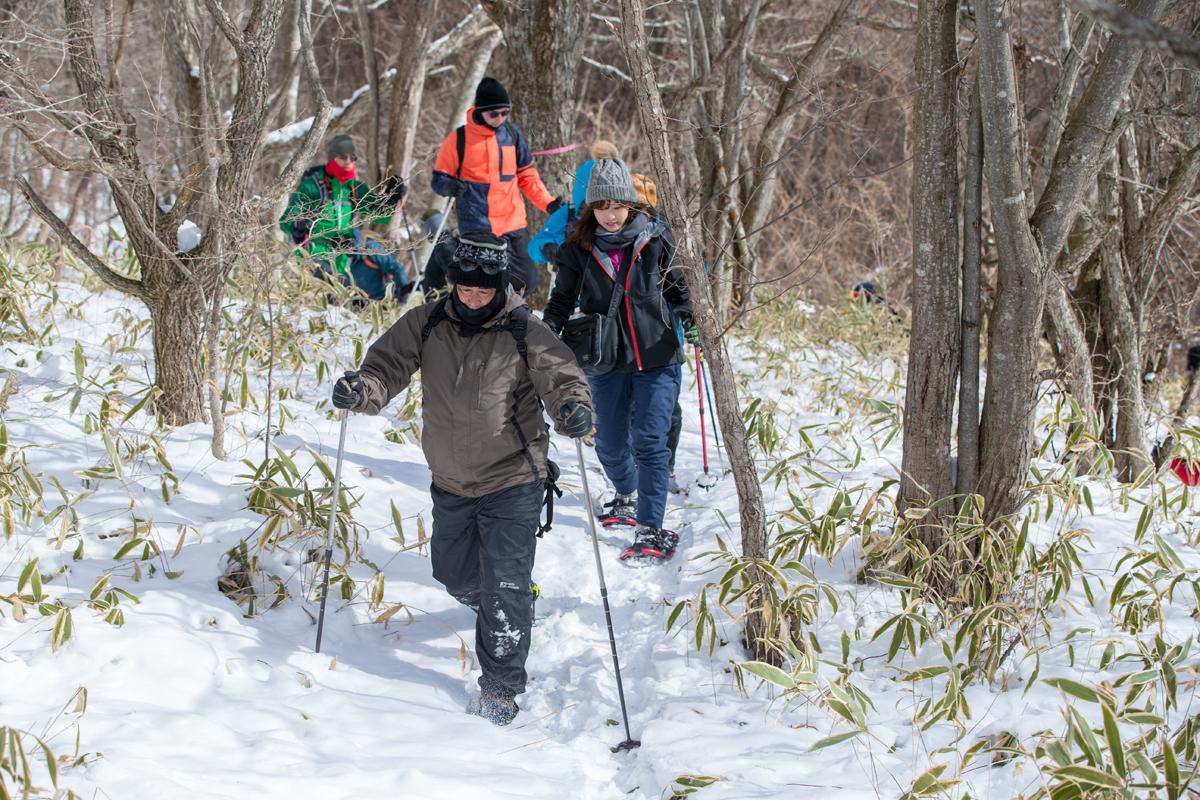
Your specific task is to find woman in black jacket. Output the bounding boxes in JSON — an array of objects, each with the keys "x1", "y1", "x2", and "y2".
[{"x1": 542, "y1": 159, "x2": 695, "y2": 561}]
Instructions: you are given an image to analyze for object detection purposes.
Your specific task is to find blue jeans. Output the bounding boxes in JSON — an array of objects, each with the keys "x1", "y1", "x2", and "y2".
[{"x1": 589, "y1": 364, "x2": 682, "y2": 528}]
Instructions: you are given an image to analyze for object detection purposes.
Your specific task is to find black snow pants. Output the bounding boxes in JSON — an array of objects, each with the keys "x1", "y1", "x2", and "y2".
[
  {"x1": 430, "y1": 479, "x2": 543, "y2": 695},
  {"x1": 667, "y1": 400, "x2": 683, "y2": 472}
]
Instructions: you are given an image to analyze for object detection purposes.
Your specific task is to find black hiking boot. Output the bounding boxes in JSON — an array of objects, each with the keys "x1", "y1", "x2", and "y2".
[
  {"x1": 599, "y1": 492, "x2": 637, "y2": 528},
  {"x1": 477, "y1": 680, "x2": 519, "y2": 726},
  {"x1": 620, "y1": 525, "x2": 679, "y2": 563}
]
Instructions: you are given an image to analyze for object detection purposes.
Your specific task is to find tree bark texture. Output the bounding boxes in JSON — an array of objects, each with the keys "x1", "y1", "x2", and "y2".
[
  {"x1": 957, "y1": 74, "x2": 982, "y2": 499},
  {"x1": 899, "y1": 0, "x2": 959, "y2": 521},
  {"x1": 481, "y1": 0, "x2": 591, "y2": 197},
  {"x1": 974, "y1": 0, "x2": 1167, "y2": 519},
  {"x1": 975, "y1": 0, "x2": 1050, "y2": 522},
  {"x1": 151, "y1": 282, "x2": 209, "y2": 426},
  {"x1": 619, "y1": 0, "x2": 774, "y2": 662},
  {"x1": 31, "y1": 0, "x2": 326, "y2": 427},
  {"x1": 384, "y1": 0, "x2": 439, "y2": 180},
  {"x1": 355, "y1": 0, "x2": 384, "y2": 186}
]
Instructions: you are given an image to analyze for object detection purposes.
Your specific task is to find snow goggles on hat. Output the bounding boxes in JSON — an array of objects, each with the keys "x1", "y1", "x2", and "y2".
[{"x1": 453, "y1": 236, "x2": 509, "y2": 275}]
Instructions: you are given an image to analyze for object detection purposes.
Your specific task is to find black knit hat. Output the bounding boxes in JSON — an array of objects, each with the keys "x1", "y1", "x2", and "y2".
[
  {"x1": 474, "y1": 77, "x2": 510, "y2": 111},
  {"x1": 449, "y1": 233, "x2": 509, "y2": 289}
]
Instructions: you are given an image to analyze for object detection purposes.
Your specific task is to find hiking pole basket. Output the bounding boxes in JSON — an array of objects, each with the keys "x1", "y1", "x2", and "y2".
[
  {"x1": 575, "y1": 438, "x2": 640, "y2": 752},
  {"x1": 315, "y1": 408, "x2": 350, "y2": 653}
]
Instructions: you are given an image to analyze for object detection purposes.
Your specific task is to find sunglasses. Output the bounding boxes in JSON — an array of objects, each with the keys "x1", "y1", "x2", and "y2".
[
  {"x1": 334, "y1": 153, "x2": 358, "y2": 162},
  {"x1": 482, "y1": 108, "x2": 510, "y2": 119}
]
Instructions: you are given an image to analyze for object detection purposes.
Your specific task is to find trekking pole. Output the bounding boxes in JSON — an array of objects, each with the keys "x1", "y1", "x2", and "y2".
[
  {"x1": 398, "y1": 202, "x2": 423, "y2": 280},
  {"x1": 315, "y1": 407, "x2": 350, "y2": 653},
  {"x1": 575, "y1": 438, "x2": 640, "y2": 752},
  {"x1": 415, "y1": 196, "x2": 455, "y2": 291},
  {"x1": 700, "y1": 355, "x2": 725, "y2": 473},
  {"x1": 695, "y1": 346, "x2": 715, "y2": 490}
]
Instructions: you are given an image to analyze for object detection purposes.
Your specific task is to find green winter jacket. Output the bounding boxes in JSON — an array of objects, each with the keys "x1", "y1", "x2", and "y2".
[{"x1": 279, "y1": 166, "x2": 395, "y2": 273}]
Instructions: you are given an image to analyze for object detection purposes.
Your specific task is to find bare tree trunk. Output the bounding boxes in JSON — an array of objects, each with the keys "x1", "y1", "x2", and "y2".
[
  {"x1": 1100, "y1": 243, "x2": 1151, "y2": 480},
  {"x1": 151, "y1": 281, "x2": 210, "y2": 424},
  {"x1": 207, "y1": 276, "x2": 226, "y2": 459},
  {"x1": 481, "y1": 0, "x2": 591, "y2": 196},
  {"x1": 384, "y1": 0, "x2": 438, "y2": 180},
  {"x1": 355, "y1": 0, "x2": 383, "y2": 186},
  {"x1": 957, "y1": 73, "x2": 982, "y2": 499},
  {"x1": 974, "y1": 0, "x2": 1049, "y2": 521},
  {"x1": 383, "y1": 0, "x2": 437, "y2": 243},
  {"x1": 1037, "y1": 17, "x2": 1094, "y2": 191},
  {"x1": 1044, "y1": 277, "x2": 1099, "y2": 466},
  {"x1": 9, "y1": 0, "x2": 331, "y2": 427},
  {"x1": 281, "y1": 0, "x2": 302, "y2": 126},
  {"x1": 974, "y1": 0, "x2": 1167, "y2": 520},
  {"x1": 619, "y1": 0, "x2": 775, "y2": 663},
  {"x1": 447, "y1": 30, "x2": 502, "y2": 134},
  {"x1": 899, "y1": 0, "x2": 959, "y2": 528}
]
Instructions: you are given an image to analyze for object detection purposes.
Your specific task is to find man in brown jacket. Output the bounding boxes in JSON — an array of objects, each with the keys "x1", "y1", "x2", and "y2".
[{"x1": 331, "y1": 232, "x2": 593, "y2": 726}]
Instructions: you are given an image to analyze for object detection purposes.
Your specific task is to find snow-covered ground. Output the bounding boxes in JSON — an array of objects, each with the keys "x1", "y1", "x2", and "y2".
[{"x1": 2, "y1": 271, "x2": 1198, "y2": 799}]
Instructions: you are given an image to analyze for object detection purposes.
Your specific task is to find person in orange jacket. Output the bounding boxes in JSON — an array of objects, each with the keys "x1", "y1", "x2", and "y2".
[{"x1": 432, "y1": 77, "x2": 563, "y2": 295}]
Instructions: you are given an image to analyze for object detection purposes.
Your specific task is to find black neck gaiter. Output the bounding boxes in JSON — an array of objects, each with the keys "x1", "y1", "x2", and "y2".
[{"x1": 451, "y1": 289, "x2": 505, "y2": 328}]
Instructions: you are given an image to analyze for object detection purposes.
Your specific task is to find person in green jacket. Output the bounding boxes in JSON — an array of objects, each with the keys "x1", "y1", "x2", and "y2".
[{"x1": 279, "y1": 135, "x2": 408, "y2": 287}]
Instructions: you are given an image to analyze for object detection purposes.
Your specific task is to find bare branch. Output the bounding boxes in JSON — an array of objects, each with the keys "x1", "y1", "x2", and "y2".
[
  {"x1": 16, "y1": 178, "x2": 146, "y2": 300},
  {"x1": 582, "y1": 56, "x2": 632, "y2": 82},
  {"x1": 259, "y1": 0, "x2": 333, "y2": 207},
  {"x1": 1071, "y1": 0, "x2": 1200, "y2": 69},
  {"x1": 1130, "y1": 142, "x2": 1200, "y2": 269},
  {"x1": 11, "y1": 122, "x2": 95, "y2": 172},
  {"x1": 200, "y1": 0, "x2": 248, "y2": 53},
  {"x1": 1031, "y1": 0, "x2": 1170, "y2": 269}
]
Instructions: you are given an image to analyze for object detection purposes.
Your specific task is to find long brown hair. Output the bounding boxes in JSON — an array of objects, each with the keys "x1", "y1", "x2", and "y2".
[{"x1": 566, "y1": 202, "x2": 656, "y2": 251}]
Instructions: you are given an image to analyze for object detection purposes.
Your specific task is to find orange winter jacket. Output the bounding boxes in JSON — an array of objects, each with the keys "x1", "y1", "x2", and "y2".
[{"x1": 431, "y1": 108, "x2": 556, "y2": 237}]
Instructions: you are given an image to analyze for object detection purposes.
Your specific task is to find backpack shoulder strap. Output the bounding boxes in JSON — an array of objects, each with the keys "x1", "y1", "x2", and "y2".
[
  {"x1": 303, "y1": 165, "x2": 331, "y2": 206},
  {"x1": 509, "y1": 305, "x2": 530, "y2": 368},
  {"x1": 420, "y1": 297, "x2": 451, "y2": 346},
  {"x1": 455, "y1": 126, "x2": 466, "y2": 179}
]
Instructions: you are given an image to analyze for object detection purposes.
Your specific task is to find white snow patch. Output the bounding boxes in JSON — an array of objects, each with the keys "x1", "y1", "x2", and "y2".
[
  {"x1": 264, "y1": 68, "x2": 396, "y2": 146},
  {"x1": 176, "y1": 219, "x2": 202, "y2": 252}
]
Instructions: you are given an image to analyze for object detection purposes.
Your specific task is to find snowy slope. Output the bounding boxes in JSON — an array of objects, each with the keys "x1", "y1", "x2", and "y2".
[{"x1": 2, "y1": 272, "x2": 1198, "y2": 799}]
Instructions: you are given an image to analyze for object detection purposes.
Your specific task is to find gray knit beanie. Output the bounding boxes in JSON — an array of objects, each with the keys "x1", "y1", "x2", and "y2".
[
  {"x1": 586, "y1": 159, "x2": 639, "y2": 205},
  {"x1": 326, "y1": 135, "x2": 357, "y2": 159}
]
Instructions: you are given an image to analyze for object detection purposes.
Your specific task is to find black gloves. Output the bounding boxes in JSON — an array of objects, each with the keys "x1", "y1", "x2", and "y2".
[
  {"x1": 332, "y1": 370, "x2": 365, "y2": 411},
  {"x1": 559, "y1": 400, "x2": 592, "y2": 439},
  {"x1": 542, "y1": 314, "x2": 564, "y2": 336},
  {"x1": 384, "y1": 175, "x2": 407, "y2": 205},
  {"x1": 541, "y1": 242, "x2": 560, "y2": 265},
  {"x1": 291, "y1": 218, "x2": 313, "y2": 245},
  {"x1": 546, "y1": 196, "x2": 565, "y2": 215},
  {"x1": 678, "y1": 311, "x2": 701, "y2": 347},
  {"x1": 445, "y1": 178, "x2": 468, "y2": 198}
]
